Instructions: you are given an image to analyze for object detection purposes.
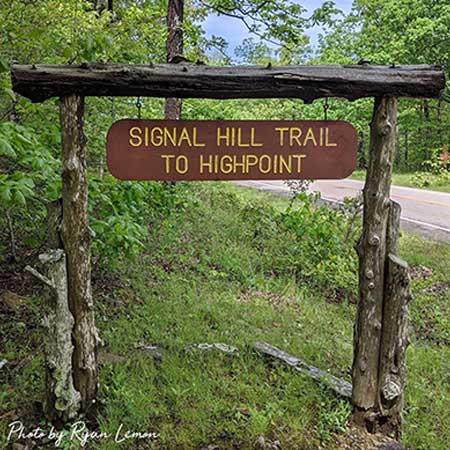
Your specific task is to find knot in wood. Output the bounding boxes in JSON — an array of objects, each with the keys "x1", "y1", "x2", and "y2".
[
  {"x1": 368, "y1": 282, "x2": 375, "y2": 290},
  {"x1": 359, "y1": 359, "x2": 367, "y2": 371},
  {"x1": 381, "y1": 374, "x2": 401, "y2": 401},
  {"x1": 369, "y1": 235, "x2": 380, "y2": 246},
  {"x1": 39, "y1": 249, "x2": 65, "y2": 264},
  {"x1": 365, "y1": 269, "x2": 374, "y2": 279}
]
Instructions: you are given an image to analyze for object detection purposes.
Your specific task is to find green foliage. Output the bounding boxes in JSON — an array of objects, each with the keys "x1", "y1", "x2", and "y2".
[
  {"x1": 411, "y1": 148, "x2": 450, "y2": 188},
  {"x1": 278, "y1": 192, "x2": 358, "y2": 292},
  {"x1": 89, "y1": 179, "x2": 188, "y2": 264},
  {"x1": 0, "y1": 122, "x2": 59, "y2": 206}
]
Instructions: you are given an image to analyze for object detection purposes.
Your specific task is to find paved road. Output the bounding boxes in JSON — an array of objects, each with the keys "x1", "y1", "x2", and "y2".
[{"x1": 236, "y1": 179, "x2": 450, "y2": 242}]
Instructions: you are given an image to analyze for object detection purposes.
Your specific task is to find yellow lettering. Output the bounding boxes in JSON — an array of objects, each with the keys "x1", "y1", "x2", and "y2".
[
  {"x1": 200, "y1": 154, "x2": 213, "y2": 174},
  {"x1": 161, "y1": 154, "x2": 175, "y2": 173},
  {"x1": 275, "y1": 127, "x2": 289, "y2": 146},
  {"x1": 220, "y1": 155, "x2": 234, "y2": 174},
  {"x1": 164, "y1": 127, "x2": 177, "y2": 147},
  {"x1": 279, "y1": 155, "x2": 292, "y2": 173},
  {"x1": 178, "y1": 127, "x2": 193, "y2": 146},
  {"x1": 193, "y1": 127, "x2": 205, "y2": 147},
  {"x1": 303, "y1": 128, "x2": 318, "y2": 146},
  {"x1": 250, "y1": 128, "x2": 263, "y2": 147},
  {"x1": 289, "y1": 127, "x2": 302, "y2": 147},
  {"x1": 259, "y1": 155, "x2": 272, "y2": 173},
  {"x1": 129, "y1": 127, "x2": 142, "y2": 147},
  {"x1": 234, "y1": 157, "x2": 246, "y2": 172},
  {"x1": 325, "y1": 128, "x2": 337, "y2": 147},
  {"x1": 175, "y1": 155, "x2": 188, "y2": 174},
  {"x1": 151, "y1": 127, "x2": 164, "y2": 146},
  {"x1": 217, "y1": 127, "x2": 229, "y2": 146},
  {"x1": 246, "y1": 155, "x2": 258, "y2": 173},
  {"x1": 292, "y1": 154, "x2": 307, "y2": 172},
  {"x1": 237, "y1": 128, "x2": 250, "y2": 147}
]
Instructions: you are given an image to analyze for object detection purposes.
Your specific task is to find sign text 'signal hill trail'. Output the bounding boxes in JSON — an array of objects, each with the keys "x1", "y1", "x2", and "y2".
[{"x1": 107, "y1": 120, "x2": 357, "y2": 181}]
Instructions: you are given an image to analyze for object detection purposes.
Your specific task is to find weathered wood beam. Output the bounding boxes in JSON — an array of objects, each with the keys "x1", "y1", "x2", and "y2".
[{"x1": 11, "y1": 63, "x2": 444, "y2": 103}]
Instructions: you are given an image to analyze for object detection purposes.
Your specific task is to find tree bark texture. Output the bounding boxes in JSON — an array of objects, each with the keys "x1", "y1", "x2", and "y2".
[
  {"x1": 60, "y1": 95, "x2": 98, "y2": 415},
  {"x1": 353, "y1": 98, "x2": 411, "y2": 436},
  {"x1": 378, "y1": 253, "x2": 411, "y2": 435},
  {"x1": 11, "y1": 64, "x2": 444, "y2": 103},
  {"x1": 40, "y1": 249, "x2": 81, "y2": 422},
  {"x1": 164, "y1": 0, "x2": 184, "y2": 119}
]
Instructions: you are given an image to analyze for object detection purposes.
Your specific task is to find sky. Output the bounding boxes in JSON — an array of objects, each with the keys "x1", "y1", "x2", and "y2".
[{"x1": 203, "y1": 0, "x2": 354, "y2": 58}]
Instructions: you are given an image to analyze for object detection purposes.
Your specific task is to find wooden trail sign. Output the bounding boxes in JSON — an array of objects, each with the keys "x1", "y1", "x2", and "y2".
[{"x1": 106, "y1": 120, "x2": 357, "y2": 181}]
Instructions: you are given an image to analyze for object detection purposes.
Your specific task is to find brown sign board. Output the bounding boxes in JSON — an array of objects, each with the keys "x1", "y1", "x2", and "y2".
[{"x1": 106, "y1": 120, "x2": 357, "y2": 181}]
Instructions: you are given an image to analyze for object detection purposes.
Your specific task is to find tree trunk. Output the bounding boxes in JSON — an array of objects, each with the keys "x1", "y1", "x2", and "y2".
[
  {"x1": 353, "y1": 97, "x2": 397, "y2": 427},
  {"x1": 60, "y1": 94, "x2": 98, "y2": 415},
  {"x1": 164, "y1": 0, "x2": 184, "y2": 119}
]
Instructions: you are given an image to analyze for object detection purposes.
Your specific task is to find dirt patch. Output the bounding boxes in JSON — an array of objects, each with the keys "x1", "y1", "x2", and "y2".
[
  {"x1": 327, "y1": 287, "x2": 357, "y2": 305},
  {"x1": 409, "y1": 264, "x2": 433, "y2": 280},
  {"x1": 425, "y1": 281, "x2": 450, "y2": 295},
  {"x1": 332, "y1": 424, "x2": 405, "y2": 450}
]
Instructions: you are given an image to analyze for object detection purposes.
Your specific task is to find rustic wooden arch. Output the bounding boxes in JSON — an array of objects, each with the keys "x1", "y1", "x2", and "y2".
[{"x1": 11, "y1": 63, "x2": 444, "y2": 433}]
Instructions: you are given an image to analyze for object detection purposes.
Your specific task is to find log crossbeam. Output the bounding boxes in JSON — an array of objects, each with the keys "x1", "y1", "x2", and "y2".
[{"x1": 11, "y1": 63, "x2": 444, "y2": 103}]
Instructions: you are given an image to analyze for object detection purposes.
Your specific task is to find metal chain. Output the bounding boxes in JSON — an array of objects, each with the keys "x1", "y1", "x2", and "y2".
[
  {"x1": 135, "y1": 96, "x2": 142, "y2": 119},
  {"x1": 323, "y1": 97, "x2": 329, "y2": 121}
]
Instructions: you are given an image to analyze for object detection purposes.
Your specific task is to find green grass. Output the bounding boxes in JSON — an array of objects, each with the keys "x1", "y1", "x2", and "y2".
[
  {"x1": 351, "y1": 170, "x2": 450, "y2": 193},
  {"x1": 1, "y1": 182, "x2": 449, "y2": 450}
]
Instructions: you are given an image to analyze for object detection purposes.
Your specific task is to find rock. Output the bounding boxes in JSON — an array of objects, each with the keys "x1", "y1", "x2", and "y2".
[
  {"x1": 256, "y1": 436, "x2": 267, "y2": 449},
  {"x1": 12, "y1": 443, "x2": 29, "y2": 450}
]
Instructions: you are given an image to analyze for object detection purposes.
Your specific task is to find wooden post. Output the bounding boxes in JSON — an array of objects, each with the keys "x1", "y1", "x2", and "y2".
[
  {"x1": 43, "y1": 200, "x2": 80, "y2": 421},
  {"x1": 353, "y1": 96, "x2": 395, "y2": 426},
  {"x1": 378, "y1": 201, "x2": 411, "y2": 436},
  {"x1": 60, "y1": 94, "x2": 98, "y2": 415},
  {"x1": 25, "y1": 200, "x2": 82, "y2": 422},
  {"x1": 353, "y1": 97, "x2": 411, "y2": 435}
]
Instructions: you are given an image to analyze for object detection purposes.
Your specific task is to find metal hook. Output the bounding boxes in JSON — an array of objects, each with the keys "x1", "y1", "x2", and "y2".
[
  {"x1": 323, "y1": 97, "x2": 330, "y2": 121},
  {"x1": 135, "y1": 96, "x2": 142, "y2": 119}
]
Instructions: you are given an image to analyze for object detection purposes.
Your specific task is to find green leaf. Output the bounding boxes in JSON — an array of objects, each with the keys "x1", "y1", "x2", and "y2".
[
  {"x1": 0, "y1": 139, "x2": 16, "y2": 158},
  {"x1": 2, "y1": 88, "x2": 16, "y2": 100},
  {"x1": 1, "y1": 187, "x2": 12, "y2": 203},
  {"x1": 0, "y1": 56, "x2": 8, "y2": 73},
  {"x1": 14, "y1": 190, "x2": 26, "y2": 206}
]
